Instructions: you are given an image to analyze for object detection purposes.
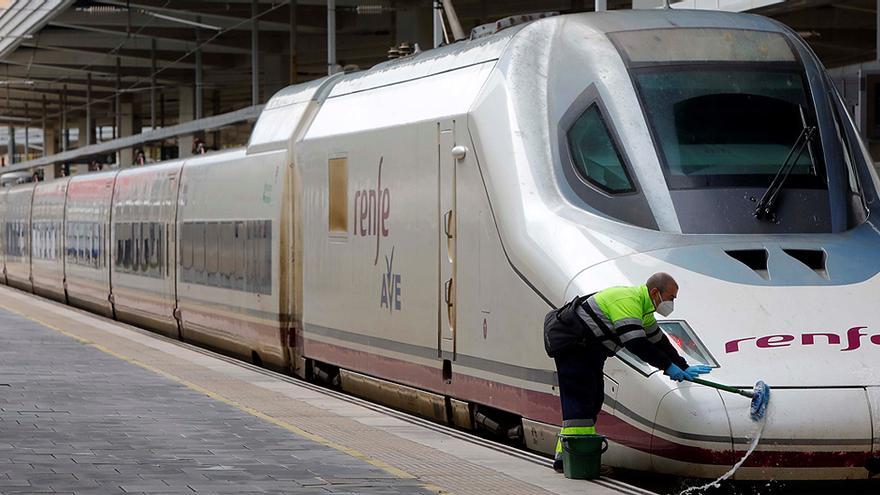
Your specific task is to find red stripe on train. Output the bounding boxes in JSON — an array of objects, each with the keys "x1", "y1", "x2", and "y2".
[{"x1": 303, "y1": 337, "x2": 874, "y2": 469}]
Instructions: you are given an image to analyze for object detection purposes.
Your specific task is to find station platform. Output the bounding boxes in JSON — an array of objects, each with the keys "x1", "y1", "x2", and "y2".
[{"x1": 0, "y1": 286, "x2": 655, "y2": 495}]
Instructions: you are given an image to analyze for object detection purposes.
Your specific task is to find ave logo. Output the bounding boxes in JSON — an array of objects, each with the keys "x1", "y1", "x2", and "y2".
[{"x1": 380, "y1": 247, "x2": 402, "y2": 312}]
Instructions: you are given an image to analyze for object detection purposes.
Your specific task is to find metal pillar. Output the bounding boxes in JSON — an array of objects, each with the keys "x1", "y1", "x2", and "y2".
[
  {"x1": 23, "y1": 102, "x2": 28, "y2": 161},
  {"x1": 327, "y1": 0, "x2": 336, "y2": 74},
  {"x1": 433, "y1": 1, "x2": 443, "y2": 48},
  {"x1": 151, "y1": 38, "x2": 157, "y2": 129},
  {"x1": 251, "y1": 0, "x2": 260, "y2": 105},
  {"x1": 5, "y1": 84, "x2": 12, "y2": 164},
  {"x1": 41, "y1": 94, "x2": 46, "y2": 158},
  {"x1": 595, "y1": 0, "x2": 607, "y2": 11},
  {"x1": 441, "y1": 0, "x2": 466, "y2": 41},
  {"x1": 61, "y1": 85, "x2": 67, "y2": 153},
  {"x1": 115, "y1": 56, "x2": 121, "y2": 139},
  {"x1": 290, "y1": 0, "x2": 298, "y2": 84},
  {"x1": 86, "y1": 72, "x2": 92, "y2": 146},
  {"x1": 195, "y1": 21, "x2": 203, "y2": 120},
  {"x1": 7, "y1": 124, "x2": 14, "y2": 164}
]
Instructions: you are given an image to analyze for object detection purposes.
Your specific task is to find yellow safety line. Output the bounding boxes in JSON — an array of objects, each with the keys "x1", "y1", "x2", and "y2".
[{"x1": 0, "y1": 297, "x2": 449, "y2": 495}]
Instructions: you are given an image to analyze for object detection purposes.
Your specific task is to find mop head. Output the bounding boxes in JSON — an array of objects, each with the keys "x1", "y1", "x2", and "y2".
[{"x1": 749, "y1": 380, "x2": 770, "y2": 421}]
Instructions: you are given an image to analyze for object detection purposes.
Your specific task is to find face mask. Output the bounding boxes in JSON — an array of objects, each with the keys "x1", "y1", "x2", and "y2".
[
  {"x1": 654, "y1": 292, "x2": 674, "y2": 317},
  {"x1": 656, "y1": 299, "x2": 674, "y2": 317}
]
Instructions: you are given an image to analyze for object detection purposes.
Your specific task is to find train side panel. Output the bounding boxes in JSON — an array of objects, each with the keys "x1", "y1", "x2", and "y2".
[
  {"x1": 0, "y1": 188, "x2": 7, "y2": 285},
  {"x1": 299, "y1": 61, "x2": 498, "y2": 401},
  {"x1": 176, "y1": 149, "x2": 289, "y2": 369},
  {"x1": 110, "y1": 160, "x2": 183, "y2": 337},
  {"x1": 5, "y1": 183, "x2": 35, "y2": 291},
  {"x1": 65, "y1": 171, "x2": 117, "y2": 317},
  {"x1": 31, "y1": 177, "x2": 70, "y2": 302}
]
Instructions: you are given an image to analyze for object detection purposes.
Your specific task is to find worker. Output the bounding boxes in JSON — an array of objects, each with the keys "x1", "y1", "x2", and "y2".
[{"x1": 544, "y1": 272, "x2": 712, "y2": 472}]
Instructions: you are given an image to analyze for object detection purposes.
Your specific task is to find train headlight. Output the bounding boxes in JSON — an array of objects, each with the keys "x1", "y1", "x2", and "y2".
[
  {"x1": 658, "y1": 320, "x2": 719, "y2": 368},
  {"x1": 616, "y1": 321, "x2": 719, "y2": 374}
]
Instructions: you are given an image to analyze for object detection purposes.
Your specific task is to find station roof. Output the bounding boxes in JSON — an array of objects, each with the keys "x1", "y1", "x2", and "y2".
[{"x1": 0, "y1": 0, "x2": 872, "y2": 174}]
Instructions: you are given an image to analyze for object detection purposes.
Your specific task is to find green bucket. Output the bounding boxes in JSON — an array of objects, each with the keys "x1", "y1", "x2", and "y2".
[{"x1": 560, "y1": 433, "x2": 608, "y2": 480}]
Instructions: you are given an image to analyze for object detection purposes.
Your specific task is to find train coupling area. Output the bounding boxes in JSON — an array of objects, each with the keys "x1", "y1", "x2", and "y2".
[{"x1": 0, "y1": 285, "x2": 654, "y2": 495}]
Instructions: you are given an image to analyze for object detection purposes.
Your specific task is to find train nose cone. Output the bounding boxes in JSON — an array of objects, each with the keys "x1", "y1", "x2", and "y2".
[{"x1": 653, "y1": 384, "x2": 878, "y2": 480}]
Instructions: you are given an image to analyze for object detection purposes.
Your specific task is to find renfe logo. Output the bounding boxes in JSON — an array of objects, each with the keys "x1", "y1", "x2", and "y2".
[
  {"x1": 353, "y1": 157, "x2": 390, "y2": 266},
  {"x1": 725, "y1": 327, "x2": 880, "y2": 353}
]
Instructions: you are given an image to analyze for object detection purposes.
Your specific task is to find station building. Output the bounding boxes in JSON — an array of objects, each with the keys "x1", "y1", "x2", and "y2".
[{"x1": 0, "y1": 0, "x2": 875, "y2": 181}]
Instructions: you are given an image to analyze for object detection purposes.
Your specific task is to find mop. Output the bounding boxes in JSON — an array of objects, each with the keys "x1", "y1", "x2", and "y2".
[{"x1": 690, "y1": 378, "x2": 771, "y2": 421}]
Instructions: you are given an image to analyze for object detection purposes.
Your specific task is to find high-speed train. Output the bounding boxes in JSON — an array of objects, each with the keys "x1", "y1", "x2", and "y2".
[{"x1": 1, "y1": 9, "x2": 878, "y2": 481}]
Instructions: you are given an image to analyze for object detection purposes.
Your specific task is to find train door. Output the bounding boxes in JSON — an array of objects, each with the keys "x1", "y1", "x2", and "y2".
[{"x1": 438, "y1": 121, "x2": 457, "y2": 359}]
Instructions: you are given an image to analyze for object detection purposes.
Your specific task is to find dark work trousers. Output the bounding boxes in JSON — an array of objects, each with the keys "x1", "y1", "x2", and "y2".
[{"x1": 554, "y1": 343, "x2": 608, "y2": 425}]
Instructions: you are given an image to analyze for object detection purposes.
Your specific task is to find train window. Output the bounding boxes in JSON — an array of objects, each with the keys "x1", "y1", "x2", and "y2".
[
  {"x1": 180, "y1": 223, "x2": 193, "y2": 280},
  {"x1": 126, "y1": 223, "x2": 135, "y2": 270},
  {"x1": 159, "y1": 223, "x2": 166, "y2": 276},
  {"x1": 96, "y1": 223, "x2": 103, "y2": 268},
  {"x1": 192, "y1": 222, "x2": 206, "y2": 279},
  {"x1": 219, "y1": 222, "x2": 234, "y2": 288},
  {"x1": 245, "y1": 221, "x2": 256, "y2": 292},
  {"x1": 206, "y1": 222, "x2": 219, "y2": 280},
  {"x1": 260, "y1": 220, "x2": 272, "y2": 294},
  {"x1": 135, "y1": 222, "x2": 144, "y2": 272},
  {"x1": 140, "y1": 223, "x2": 148, "y2": 273},
  {"x1": 115, "y1": 222, "x2": 129, "y2": 269},
  {"x1": 567, "y1": 104, "x2": 635, "y2": 194},
  {"x1": 84, "y1": 222, "x2": 92, "y2": 264},
  {"x1": 657, "y1": 321, "x2": 718, "y2": 368},
  {"x1": 148, "y1": 223, "x2": 158, "y2": 274},
  {"x1": 328, "y1": 157, "x2": 348, "y2": 233},
  {"x1": 234, "y1": 221, "x2": 246, "y2": 291}
]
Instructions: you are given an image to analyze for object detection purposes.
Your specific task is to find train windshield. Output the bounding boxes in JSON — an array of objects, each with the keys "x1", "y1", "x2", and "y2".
[
  {"x1": 635, "y1": 68, "x2": 825, "y2": 189},
  {"x1": 607, "y1": 28, "x2": 873, "y2": 234}
]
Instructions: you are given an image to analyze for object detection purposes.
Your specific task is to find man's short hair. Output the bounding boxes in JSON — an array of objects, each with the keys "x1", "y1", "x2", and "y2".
[{"x1": 646, "y1": 272, "x2": 676, "y2": 293}]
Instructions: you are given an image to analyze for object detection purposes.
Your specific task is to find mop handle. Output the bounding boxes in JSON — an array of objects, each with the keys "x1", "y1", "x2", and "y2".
[{"x1": 690, "y1": 377, "x2": 754, "y2": 398}]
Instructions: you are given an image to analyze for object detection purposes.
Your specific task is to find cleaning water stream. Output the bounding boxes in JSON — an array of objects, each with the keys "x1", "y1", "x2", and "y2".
[
  {"x1": 675, "y1": 378, "x2": 772, "y2": 495},
  {"x1": 677, "y1": 406, "x2": 770, "y2": 495}
]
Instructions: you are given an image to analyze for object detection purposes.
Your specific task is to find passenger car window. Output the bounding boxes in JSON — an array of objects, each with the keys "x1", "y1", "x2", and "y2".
[{"x1": 567, "y1": 105, "x2": 635, "y2": 194}]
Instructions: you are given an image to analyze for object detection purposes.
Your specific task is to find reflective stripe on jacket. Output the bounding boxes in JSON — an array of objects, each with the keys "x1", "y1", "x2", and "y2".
[{"x1": 576, "y1": 284, "x2": 687, "y2": 371}]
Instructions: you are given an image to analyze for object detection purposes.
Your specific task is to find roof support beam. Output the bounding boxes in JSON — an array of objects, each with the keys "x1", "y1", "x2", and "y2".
[{"x1": 5, "y1": 104, "x2": 263, "y2": 173}]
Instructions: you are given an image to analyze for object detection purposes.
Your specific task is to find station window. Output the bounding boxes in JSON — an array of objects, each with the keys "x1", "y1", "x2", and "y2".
[
  {"x1": 567, "y1": 104, "x2": 635, "y2": 194},
  {"x1": 328, "y1": 157, "x2": 348, "y2": 233}
]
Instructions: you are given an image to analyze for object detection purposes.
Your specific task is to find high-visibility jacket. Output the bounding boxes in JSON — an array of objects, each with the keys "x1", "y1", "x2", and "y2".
[{"x1": 576, "y1": 285, "x2": 688, "y2": 371}]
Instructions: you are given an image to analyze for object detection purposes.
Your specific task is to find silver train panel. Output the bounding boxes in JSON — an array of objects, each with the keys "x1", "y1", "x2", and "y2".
[
  {"x1": 31, "y1": 177, "x2": 70, "y2": 302},
  {"x1": 176, "y1": 148, "x2": 289, "y2": 369},
  {"x1": 64, "y1": 171, "x2": 117, "y2": 317},
  {"x1": 110, "y1": 160, "x2": 184, "y2": 337},
  {"x1": 4, "y1": 183, "x2": 34, "y2": 291},
  {"x1": 0, "y1": 187, "x2": 6, "y2": 285}
]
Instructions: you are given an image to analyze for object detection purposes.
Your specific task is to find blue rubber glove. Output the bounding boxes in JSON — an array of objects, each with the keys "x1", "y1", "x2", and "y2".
[
  {"x1": 664, "y1": 363, "x2": 695, "y2": 382},
  {"x1": 685, "y1": 365, "x2": 712, "y2": 377}
]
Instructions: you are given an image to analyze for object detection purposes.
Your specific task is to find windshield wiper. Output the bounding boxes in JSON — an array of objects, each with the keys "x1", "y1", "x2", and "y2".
[{"x1": 753, "y1": 124, "x2": 817, "y2": 222}]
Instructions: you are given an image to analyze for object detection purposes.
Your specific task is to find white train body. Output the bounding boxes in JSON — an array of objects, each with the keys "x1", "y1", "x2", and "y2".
[{"x1": 1, "y1": 9, "x2": 878, "y2": 481}]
